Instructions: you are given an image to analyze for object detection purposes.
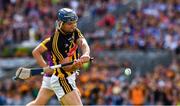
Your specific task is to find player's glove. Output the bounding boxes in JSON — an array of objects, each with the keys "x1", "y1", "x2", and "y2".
[{"x1": 15, "y1": 67, "x2": 31, "y2": 80}]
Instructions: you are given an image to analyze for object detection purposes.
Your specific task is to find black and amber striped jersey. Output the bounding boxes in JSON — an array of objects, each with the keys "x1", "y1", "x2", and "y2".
[{"x1": 40, "y1": 28, "x2": 84, "y2": 78}]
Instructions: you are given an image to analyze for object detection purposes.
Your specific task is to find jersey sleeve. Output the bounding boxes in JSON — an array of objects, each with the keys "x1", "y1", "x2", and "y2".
[
  {"x1": 40, "y1": 37, "x2": 51, "y2": 50},
  {"x1": 74, "y1": 28, "x2": 84, "y2": 43}
]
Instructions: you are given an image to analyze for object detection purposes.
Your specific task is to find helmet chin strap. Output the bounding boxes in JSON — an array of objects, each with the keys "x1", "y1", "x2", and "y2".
[{"x1": 55, "y1": 20, "x2": 61, "y2": 30}]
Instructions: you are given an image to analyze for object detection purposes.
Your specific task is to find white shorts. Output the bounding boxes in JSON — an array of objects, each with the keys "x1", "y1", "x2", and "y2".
[
  {"x1": 50, "y1": 73, "x2": 77, "y2": 101},
  {"x1": 41, "y1": 76, "x2": 53, "y2": 90}
]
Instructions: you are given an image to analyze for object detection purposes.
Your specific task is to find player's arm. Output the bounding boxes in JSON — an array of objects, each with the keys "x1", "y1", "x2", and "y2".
[
  {"x1": 32, "y1": 41, "x2": 53, "y2": 75},
  {"x1": 14, "y1": 38, "x2": 52, "y2": 80},
  {"x1": 77, "y1": 37, "x2": 90, "y2": 58},
  {"x1": 32, "y1": 44, "x2": 48, "y2": 68},
  {"x1": 73, "y1": 37, "x2": 90, "y2": 68},
  {"x1": 14, "y1": 44, "x2": 49, "y2": 80}
]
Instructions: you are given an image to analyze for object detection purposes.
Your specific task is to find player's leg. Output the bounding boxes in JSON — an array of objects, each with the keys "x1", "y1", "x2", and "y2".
[
  {"x1": 26, "y1": 87, "x2": 54, "y2": 106},
  {"x1": 60, "y1": 89, "x2": 82, "y2": 105},
  {"x1": 51, "y1": 73, "x2": 82, "y2": 105},
  {"x1": 26, "y1": 76, "x2": 54, "y2": 106}
]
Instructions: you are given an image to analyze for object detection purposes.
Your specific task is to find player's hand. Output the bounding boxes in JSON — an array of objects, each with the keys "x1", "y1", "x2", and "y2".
[
  {"x1": 61, "y1": 55, "x2": 90, "y2": 72},
  {"x1": 43, "y1": 66, "x2": 54, "y2": 74},
  {"x1": 72, "y1": 55, "x2": 90, "y2": 69},
  {"x1": 15, "y1": 67, "x2": 31, "y2": 80},
  {"x1": 80, "y1": 55, "x2": 90, "y2": 63}
]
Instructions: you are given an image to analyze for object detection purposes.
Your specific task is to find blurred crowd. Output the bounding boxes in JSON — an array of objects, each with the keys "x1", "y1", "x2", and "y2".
[
  {"x1": 78, "y1": 58, "x2": 180, "y2": 105},
  {"x1": 88, "y1": 0, "x2": 180, "y2": 53},
  {"x1": 0, "y1": 0, "x2": 179, "y2": 54},
  {"x1": 0, "y1": 0, "x2": 180, "y2": 105}
]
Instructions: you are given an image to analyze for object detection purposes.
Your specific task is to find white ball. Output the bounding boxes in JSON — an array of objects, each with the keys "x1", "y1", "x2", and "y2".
[{"x1": 124, "y1": 68, "x2": 131, "y2": 76}]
